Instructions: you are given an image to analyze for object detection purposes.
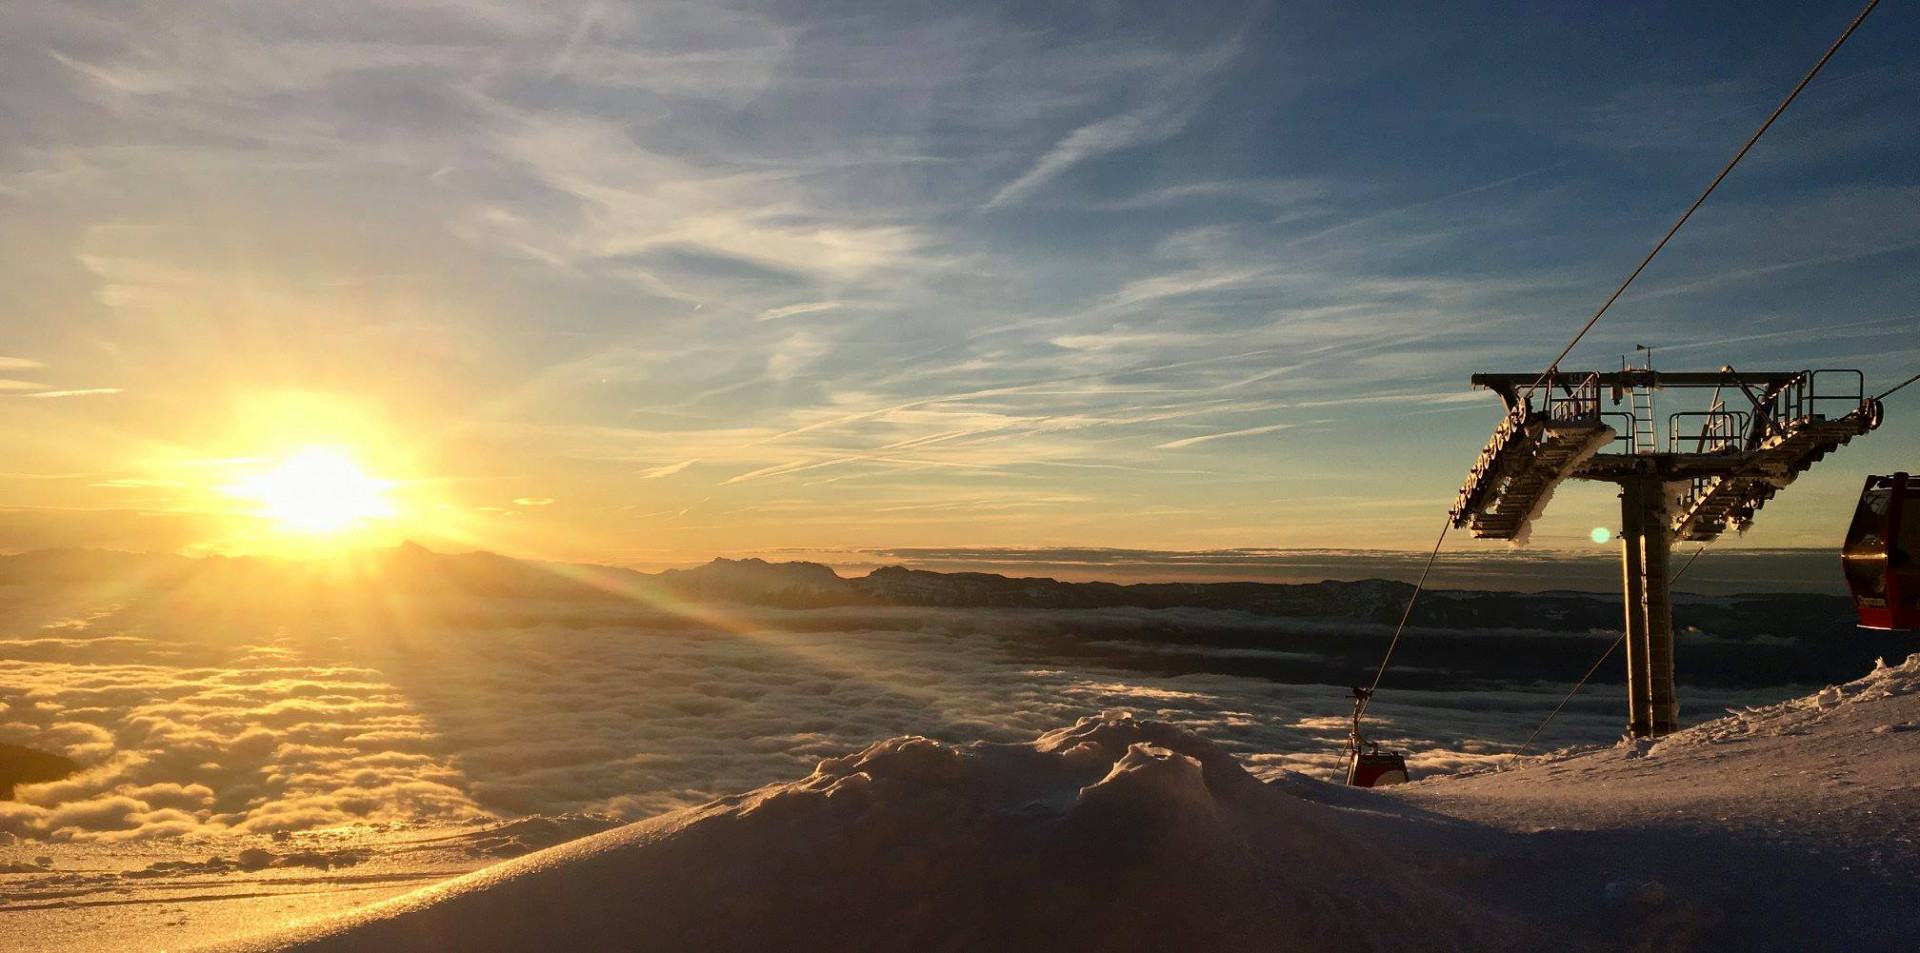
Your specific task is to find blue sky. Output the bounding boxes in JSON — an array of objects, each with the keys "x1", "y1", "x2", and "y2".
[{"x1": 0, "y1": 0, "x2": 1916, "y2": 566}]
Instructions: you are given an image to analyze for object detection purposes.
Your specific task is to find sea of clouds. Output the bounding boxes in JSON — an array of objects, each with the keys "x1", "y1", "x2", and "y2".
[{"x1": 0, "y1": 591, "x2": 1786, "y2": 842}]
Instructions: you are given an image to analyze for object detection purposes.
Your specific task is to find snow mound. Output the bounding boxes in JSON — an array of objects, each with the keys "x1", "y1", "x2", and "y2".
[
  {"x1": 1650, "y1": 652, "x2": 1920, "y2": 753},
  {"x1": 1486, "y1": 653, "x2": 1920, "y2": 772},
  {"x1": 209, "y1": 711, "x2": 1536, "y2": 953}
]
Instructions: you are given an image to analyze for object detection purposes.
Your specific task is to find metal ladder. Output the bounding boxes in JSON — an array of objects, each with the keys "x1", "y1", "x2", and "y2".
[{"x1": 1629, "y1": 386, "x2": 1656, "y2": 454}]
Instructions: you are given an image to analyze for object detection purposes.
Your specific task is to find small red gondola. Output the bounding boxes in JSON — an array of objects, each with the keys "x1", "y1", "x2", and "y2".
[
  {"x1": 1843, "y1": 472, "x2": 1920, "y2": 630},
  {"x1": 1343, "y1": 686, "x2": 1412, "y2": 787},
  {"x1": 1347, "y1": 749, "x2": 1411, "y2": 787}
]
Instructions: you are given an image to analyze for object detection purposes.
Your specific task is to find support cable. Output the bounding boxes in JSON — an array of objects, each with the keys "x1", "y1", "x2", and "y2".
[
  {"x1": 1348, "y1": 520, "x2": 1451, "y2": 753},
  {"x1": 1511, "y1": 543, "x2": 1713, "y2": 758},
  {"x1": 1875, "y1": 371, "x2": 1920, "y2": 402},
  {"x1": 1521, "y1": 0, "x2": 1883, "y2": 402},
  {"x1": 1367, "y1": 523, "x2": 1452, "y2": 698}
]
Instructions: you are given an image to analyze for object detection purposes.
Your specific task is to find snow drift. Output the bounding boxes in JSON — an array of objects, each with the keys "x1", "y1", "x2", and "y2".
[{"x1": 211, "y1": 711, "x2": 1537, "y2": 953}]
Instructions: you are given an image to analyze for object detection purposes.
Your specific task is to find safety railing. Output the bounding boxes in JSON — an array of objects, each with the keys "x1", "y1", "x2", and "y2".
[
  {"x1": 1601, "y1": 412, "x2": 1638, "y2": 451},
  {"x1": 1668, "y1": 410, "x2": 1749, "y2": 454},
  {"x1": 1755, "y1": 369, "x2": 1867, "y2": 443},
  {"x1": 1542, "y1": 373, "x2": 1604, "y2": 422},
  {"x1": 1803, "y1": 369, "x2": 1866, "y2": 420}
]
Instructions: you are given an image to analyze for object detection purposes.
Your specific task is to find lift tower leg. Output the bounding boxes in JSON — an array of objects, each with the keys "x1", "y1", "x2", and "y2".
[
  {"x1": 1619, "y1": 482, "x2": 1652, "y2": 738},
  {"x1": 1640, "y1": 480, "x2": 1679, "y2": 735}
]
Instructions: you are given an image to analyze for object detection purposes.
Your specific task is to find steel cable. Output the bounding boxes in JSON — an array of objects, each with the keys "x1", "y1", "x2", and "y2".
[{"x1": 1520, "y1": 0, "x2": 1884, "y2": 403}]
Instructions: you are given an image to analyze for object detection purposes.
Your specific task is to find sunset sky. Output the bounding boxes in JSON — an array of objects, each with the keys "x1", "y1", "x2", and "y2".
[{"x1": 2, "y1": 1, "x2": 1917, "y2": 568}]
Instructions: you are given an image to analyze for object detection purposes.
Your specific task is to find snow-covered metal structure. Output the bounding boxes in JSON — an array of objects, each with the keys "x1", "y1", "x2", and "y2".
[{"x1": 1453, "y1": 367, "x2": 1884, "y2": 737}]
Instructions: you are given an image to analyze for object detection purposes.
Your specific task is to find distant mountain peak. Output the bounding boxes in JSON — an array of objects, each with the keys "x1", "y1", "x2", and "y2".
[{"x1": 659, "y1": 557, "x2": 851, "y2": 601}]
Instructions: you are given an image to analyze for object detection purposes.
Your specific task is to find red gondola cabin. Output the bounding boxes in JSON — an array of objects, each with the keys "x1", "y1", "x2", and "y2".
[
  {"x1": 1346, "y1": 750, "x2": 1411, "y2": 787},
  {"x1": 1342, "y1": 687, "x2": 1412, "y2": 787},
  {"x1": 1843, "y1": 472, "x2": 1920, "y2": 630}
]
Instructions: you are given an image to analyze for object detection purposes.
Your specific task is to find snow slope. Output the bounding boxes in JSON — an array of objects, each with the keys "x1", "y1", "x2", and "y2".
[
  {"x1": 205, "y1": 656, "x2": 1920, "y2": 953},
  {"x1": 1403, "y1": 653, "x2": 1920, "y2": 951}
]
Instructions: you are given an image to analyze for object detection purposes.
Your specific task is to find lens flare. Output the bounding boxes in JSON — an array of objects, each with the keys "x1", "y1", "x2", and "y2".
[
  {"x1": 228, "y1": 448, "x2": 395, "y2": 534},
  {"x1": 1590, "y1": 526, "x2": 1613, "y2": 544}
]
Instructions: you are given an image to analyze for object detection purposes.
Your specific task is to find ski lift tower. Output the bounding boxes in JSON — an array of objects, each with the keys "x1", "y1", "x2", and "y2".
[{"x1": 1451, "y1": 366, "x2": 1885, "y2": 737}]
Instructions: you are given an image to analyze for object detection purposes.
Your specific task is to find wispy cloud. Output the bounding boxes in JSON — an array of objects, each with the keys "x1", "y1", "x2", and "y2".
[
  {"x1": 641, "y1": 459, "x2": 699, "y2": 479},
  {"x1": 988, "y1": 105, "x2": 1194, "y2": 208},
  {"x1": 984, "y1": 35, "x2": 1247, "y2": 209},
  {"x1": 1096, "y1": 178, "x2": 1327, "y2": 212},
  {"x1": 1156, "y1": 422, "x2": 1294, "y2": 450},
  {"x1": 23, "y1": 387, "x2": 122, "y2": 399},
  {"x1": 757, "y1": 301, "x2": 843, "y2": 321}
]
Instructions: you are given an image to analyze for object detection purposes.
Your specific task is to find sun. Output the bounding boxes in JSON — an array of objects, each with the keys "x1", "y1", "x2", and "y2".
[{"x1": 228, "y1": 448, "x2": 397, "y2": 534}]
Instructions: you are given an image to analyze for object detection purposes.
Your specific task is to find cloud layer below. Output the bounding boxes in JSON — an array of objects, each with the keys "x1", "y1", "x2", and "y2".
[{"x1": 0, "y1": 589, "x2": 1785, "y2": 841}]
